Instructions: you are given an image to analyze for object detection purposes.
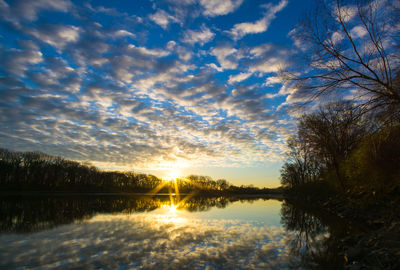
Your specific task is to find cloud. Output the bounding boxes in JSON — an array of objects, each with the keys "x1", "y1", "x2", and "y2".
[
  {"x1": 247, "y1": 43, "x2": 291, "y2": 74},
  {"x1": 29, "y1": 24, "x2": 80, "y2": 49},
  {"x1": 264, "y1": 76, "x2": 283, "y2": 86},
  {"x1": 0, "y1": 0, "x2": 71, "y2": 26},
  {"x1": 111, "y1": 29, "x2": 135, "y2": 38},
  {"x1": 149, "y1": 9, "x2": 179, "y2": 29},
  {"x1": 228, "y1": 72, "x2": 252, "y2": 84},
  {"x1": 334, "y1": 5, "x2": 358, "y2": 23},
  {"x1": 0, "y1": 40, "x2": 43, "y2": 76},
  {"x1": 229, "y1": 0, "x2": 288, "y2": 40},
  {"x1": 249, "y1": 57, "x2": 287, "y2": 73},
  {"x1": 0, "y1": 0, "x2": 297, "y2": 174},
  {"x1": 350, "y1": 25, "x2": 368, "y2": 39},
  {"x1": 200, "y1": 0, "x2": 243, "y2": 17},
  {"x1": 211, "y1": 46, "x2": 238, "y2": 70},
  {"x1": 126, "y1": 44, "x2": 170, "y2": 57},
  {"x1": 182, "y1": 25, "x2": 215, "y2": 45},
  {"x1": 207, "y1": 63, "x2": 223, "y2": 72}
]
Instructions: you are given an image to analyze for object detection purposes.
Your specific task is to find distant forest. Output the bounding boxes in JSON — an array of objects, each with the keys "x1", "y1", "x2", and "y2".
[{"x1": 0, "y1": 148, "x2": 279, "y2": 195}]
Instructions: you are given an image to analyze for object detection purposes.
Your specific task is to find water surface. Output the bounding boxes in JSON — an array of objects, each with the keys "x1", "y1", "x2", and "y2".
[{"x1": 0, "y1": 195, "x2": 343, "y2": 269}]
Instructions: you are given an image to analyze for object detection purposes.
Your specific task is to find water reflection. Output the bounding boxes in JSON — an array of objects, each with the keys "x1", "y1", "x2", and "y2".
[
  {"x1": 280, "y1": 201, "x2": 357, "y2": 269},
  {"x1": 0, "y1": 196, "x2": 291, "y2": 269},
  {"x1": 0, "y1": 196, "x2": 357, "y2": 269},
  {"x1": 0, "y1": 195, "x2": 270, "y2": 233}
]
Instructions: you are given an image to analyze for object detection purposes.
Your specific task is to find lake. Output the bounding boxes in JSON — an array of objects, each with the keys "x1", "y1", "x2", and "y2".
[{"x1": 0, "y1": 194, "x2": 347, "y2": 269}]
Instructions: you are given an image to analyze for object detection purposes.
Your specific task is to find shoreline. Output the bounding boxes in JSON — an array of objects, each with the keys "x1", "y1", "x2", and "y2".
[
  {"x1": 284, "y1": 190, "x2": 400, "y2": 269},
  {"x1": 0, "y1": 190, "x2": 284, "y2": 199}
]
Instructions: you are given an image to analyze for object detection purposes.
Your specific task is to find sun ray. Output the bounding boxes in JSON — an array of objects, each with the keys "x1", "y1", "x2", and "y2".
[
  {"x1": 147, "y1": 181, "x2": 168, "y2": 195},
  {"x1": 144, "y1": 169, "x2": 200, "y2": 218}
]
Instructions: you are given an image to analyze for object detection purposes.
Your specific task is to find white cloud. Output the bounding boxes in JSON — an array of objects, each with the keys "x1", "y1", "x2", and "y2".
[
  {"x1": 177, "y1": 46, "x2": 193, "y2": 61},
  {"x1": 166, "y1": 41, "x2": 177, "y2": 51},
  {"x1": 249, "y1": 57, "x2": 286, "y2": 74},
  {"x1": 288, "y1": 28, "x2": 308, "y2": 52},
  {"x1": 264, "y1": 76, "x2": 283, "y2": 86},
  {"x1": 330, "y1": 30, "x2": 344, "y2": 45},
  {"x1": 112, "y1": 30, "x2": 135, "y2": 38},
  {"x1": 207, "y1": 63, "x2": 223, "y2": 72},
  {"x1": 335, "y1": 5, "x2": 357, "y2": 23},
  {"x1": 2, "y1": 41, "x2": 43, "y2": 76},
  {"x1": 350, "y1": 25, "x2": 368, "y2": 39},
  {"x1": 211, "y1": 46, "x2": 237, "y2": 70},
  {"x1": 126, "y1": 44, "x2": 170, "y2": 57},
  {"x1": 30, "y1": 25, "x2": 80, "y2": 49},
  {"x1": 0, "y1": 0, "x2": 71, "y2": 26},
  {"x1": 200, "y1": 0, "x2": 243, "y2": 17},
  {"x1": 228, "y1": 72, "x2": 252, "y2": 84},
  {"x1": 149, "y1": 9, "x2": 179, "y2": 29},
  {"x1": 249, "y1": 44, "x2": 273, "y2": 58},
  {"x1": 229, "y1": 0, "x2": 288, "y2": 40},
  {"x1": 230, "y1": 17, "x2": 269, "y2": 40},
  {"x1": 182, "y1": 26, "x2": 215, "y2": 45}
]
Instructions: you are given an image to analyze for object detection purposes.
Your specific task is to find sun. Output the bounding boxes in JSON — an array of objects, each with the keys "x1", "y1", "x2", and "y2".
[{"x1": 163, "y1": 170, "x2": 181, "y2": 182}]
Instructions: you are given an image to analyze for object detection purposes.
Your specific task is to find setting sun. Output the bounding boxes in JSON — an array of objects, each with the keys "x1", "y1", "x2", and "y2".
[{"x1": 163, "y1": 170, "x2": 181, "y2": 182}]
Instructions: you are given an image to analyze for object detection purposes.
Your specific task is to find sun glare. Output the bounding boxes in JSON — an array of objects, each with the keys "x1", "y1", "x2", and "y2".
[{"x1": 163, "y1": 170, "x2": 181, "y2": 182}]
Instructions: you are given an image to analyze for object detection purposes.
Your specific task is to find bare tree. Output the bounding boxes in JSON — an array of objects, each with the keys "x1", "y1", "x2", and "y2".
[
  {"x1": 298, "y1": 101, "x2": 367, "y2": 188},
  {"x1": 288, "y1": 0, "x2": 400, "y2": 120}
]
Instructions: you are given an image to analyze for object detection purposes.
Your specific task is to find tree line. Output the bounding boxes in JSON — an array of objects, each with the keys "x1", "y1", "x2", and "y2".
[
  {"x1": 280, "y1": 0, "x2": 400, "y2": 194},
  {"x1": 0, "y1": 148, "x2": 278, "y2": 194}
]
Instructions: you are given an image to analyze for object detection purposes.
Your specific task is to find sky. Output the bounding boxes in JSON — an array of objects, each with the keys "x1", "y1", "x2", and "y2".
[{"x1": 0, "y1": 0, "x2": 315, "y2": 187}]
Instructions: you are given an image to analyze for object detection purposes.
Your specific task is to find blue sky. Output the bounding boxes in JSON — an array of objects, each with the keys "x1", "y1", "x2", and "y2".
[{"x1": 0, "y1": 0, "x2": 315, "y2": 187}]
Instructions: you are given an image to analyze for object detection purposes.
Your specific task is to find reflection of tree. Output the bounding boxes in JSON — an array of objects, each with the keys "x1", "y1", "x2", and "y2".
[
  {"x1": 0, "y1": 195, "x2": 162, "y2": 234},
  {"x1": 0, "y1": 195, "x2": 266, "y2": 234},
  {"x1": 280, "y1": 201, "x2": 346, "y2": 269}
]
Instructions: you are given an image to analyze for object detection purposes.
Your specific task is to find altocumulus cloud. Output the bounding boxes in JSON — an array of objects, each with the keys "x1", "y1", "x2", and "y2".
[{"x1": 0, "y1": 0, "x2": 302, "y2": 172}]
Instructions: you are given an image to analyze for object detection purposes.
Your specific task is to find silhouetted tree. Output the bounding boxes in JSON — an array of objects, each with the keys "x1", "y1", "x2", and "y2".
[
  {"x1": 288, "y1": 0, "x2": 400, "y2": 121},
  {"x1": 280, "y1": 102, "x2": 367, "y2": 190},
  {"x1": 298, "y1": 102, "x2": 367, "y2": 188},
  {"x1": 0, "y1": 149, "x2": 273, "y2": 194}
]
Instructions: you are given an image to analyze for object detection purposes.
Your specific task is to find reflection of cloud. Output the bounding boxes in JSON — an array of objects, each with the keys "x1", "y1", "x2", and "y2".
[{"x1": 0, "y1": 214, "x2": 294, "y2": 269}]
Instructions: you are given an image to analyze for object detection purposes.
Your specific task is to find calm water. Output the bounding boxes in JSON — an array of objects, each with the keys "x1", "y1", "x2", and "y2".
[{"x1": 0, "y1": 195, "x2": 347, "y2": 269}]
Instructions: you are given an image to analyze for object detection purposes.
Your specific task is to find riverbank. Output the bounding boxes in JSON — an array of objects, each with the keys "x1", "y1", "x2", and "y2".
[{"x1": 285, "y1": 185, "x2": 400, "y2": 269}]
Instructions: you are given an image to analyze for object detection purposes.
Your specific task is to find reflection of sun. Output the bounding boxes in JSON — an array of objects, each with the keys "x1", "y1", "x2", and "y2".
[
  {"x1": 146, "y1": 167, "x2": 196, "y2": 226},
  {"x1": 169, "y1": 204, "x2": 178, "y2": 213},
  {"x1": 155, "y1": 203, "x2": 186, "y2": 224}
]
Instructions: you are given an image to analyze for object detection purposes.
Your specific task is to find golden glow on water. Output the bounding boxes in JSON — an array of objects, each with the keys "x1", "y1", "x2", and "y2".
[
  {"x1": 168, "y1": 204, "x2": 178, "y2": 213},
  {"x1": 153, "y1": 203, "x2": 187, "y2": 225}
]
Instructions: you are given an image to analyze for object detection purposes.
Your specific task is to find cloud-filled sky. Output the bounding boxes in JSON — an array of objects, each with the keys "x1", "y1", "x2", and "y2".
[{"x1": 0, "y1": 0, "x2": 315, "y2": 187}]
